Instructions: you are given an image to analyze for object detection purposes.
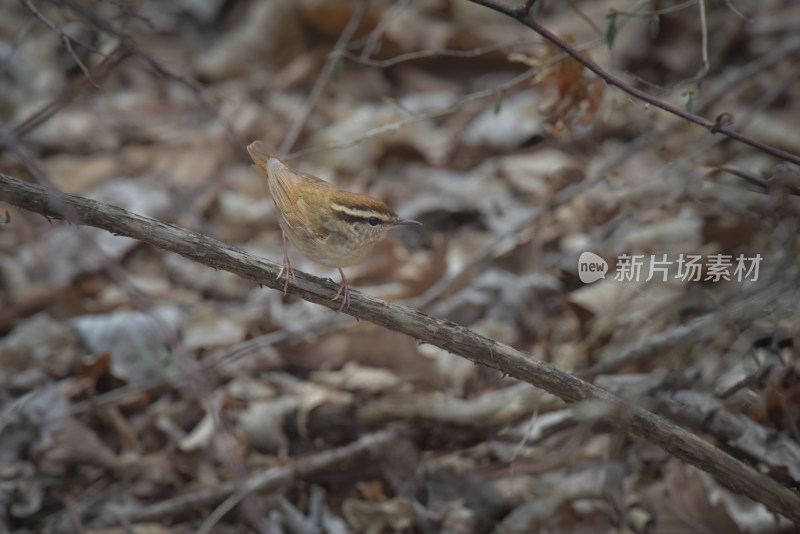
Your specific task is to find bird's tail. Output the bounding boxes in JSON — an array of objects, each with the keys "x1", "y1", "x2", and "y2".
[{"x1": 246, "y1": 141, "x2": 282, "y2": 169}]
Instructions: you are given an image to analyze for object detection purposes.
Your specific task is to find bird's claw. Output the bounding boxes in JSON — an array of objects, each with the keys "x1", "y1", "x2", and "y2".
[{"x1": 332, "y1": 268, "x2": 350, "y2": 312}]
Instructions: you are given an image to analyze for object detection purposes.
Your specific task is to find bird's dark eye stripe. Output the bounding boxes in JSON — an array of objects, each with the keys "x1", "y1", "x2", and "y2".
[{"x1": 333, "y1": 212, "x2": 386, "y2": 225}]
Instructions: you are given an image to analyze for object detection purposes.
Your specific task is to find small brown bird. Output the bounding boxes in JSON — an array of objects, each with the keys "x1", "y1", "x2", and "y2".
[{"x1": 247, "y1": 141, "x2": 421, "y2": 311}]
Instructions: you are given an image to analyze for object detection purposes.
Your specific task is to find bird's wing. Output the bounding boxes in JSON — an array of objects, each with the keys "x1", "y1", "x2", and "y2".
[{"x1": 246, "y1": 141, "x2": 332, "y2": 237}]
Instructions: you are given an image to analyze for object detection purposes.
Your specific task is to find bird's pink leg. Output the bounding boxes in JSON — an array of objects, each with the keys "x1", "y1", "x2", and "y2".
[
  {"x1": 276, "y1": 230, "x2": 296, "y2": 294},
  {"x1": 332, "y1": 268, "x2": 350, "y2": 312}
]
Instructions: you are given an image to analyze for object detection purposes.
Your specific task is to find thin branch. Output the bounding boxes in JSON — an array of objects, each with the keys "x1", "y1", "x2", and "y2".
[
  {"x1": 358, "y1": 0, "x2": 410, "y2": 61},
  {"x1": 68, "y1": 315, "x2": 351, "y2": 416},
  {"x1": 1, "y1": 172, "x2": 799, "y2": 523},
  {"x1": 577, "y1": 283, "x2": 792, "y2": 381},
  {"x1": 408, "y1": 172, "x2": 593, "y2": 308},
  {"x1": 706, "y1": 162, "x2": 768, "y2": 191},
  {"x1": 0, "y1": 17, "x2": 36, "y2": 74},
  {"x1": 118, "y1": 428, "x2": 399, "y2": 525},
  {"x1": 49, "y1": 0, "x2": 218, "y2": 101},
  {"x1": 565, "y1": 0, "x2": 604, "y2": 37},
  {"x1": 599, "y1": 34, "x2": 800, "y2": 187},
  {"x1": 724, "y1": 0, "x2": 751, "y2": 21},
  {"x1": 650, "y1": 54, "x2": 800, "y2": 191},
  {"x1": 288, "y1": 44, "x2": 576, "y2": 160},
  {"x1": 717, "y1": 166, "x2": 800, "y2": 194},
  {"x1": 13, "y1": 44, "x2": 130, "y2": 137},
  {"x1": 614, "y1": 0, "x2": 698, "y2": 18},
  {"x1": 279, "y1": 0, "x2": 370, "y2": 155},
  {"x1": 344, "y1": 39, "x2": 531, "y2": 68},
  {"x1": 465, "y1": 0, "x2": 800, "y2": 166},
  {"x1": 697, "y1": 0, "x2": 709, "y2": 79},
  {"x1": 288, "y1": 34, "x2": 609, "y2": 160},
  {"x1": 18, "y1": 0, "x2": 105, "y2": 87},
  {"x1": 43, "y1": 0, "x2": 249, "y2": 153}
]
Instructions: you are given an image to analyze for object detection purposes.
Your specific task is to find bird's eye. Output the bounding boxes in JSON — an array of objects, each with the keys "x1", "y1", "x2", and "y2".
[{"x1": 368, "y1": 216, "x2": 379, "y2": 226}]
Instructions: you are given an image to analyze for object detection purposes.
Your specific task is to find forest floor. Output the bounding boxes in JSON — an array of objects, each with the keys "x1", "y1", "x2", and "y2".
[{"x1": 1, "y1": 1, "x2": 800, "y2": 533}]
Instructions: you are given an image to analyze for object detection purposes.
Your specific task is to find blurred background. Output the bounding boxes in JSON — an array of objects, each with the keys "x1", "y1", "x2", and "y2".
[{"x1": 1, "y1": 0, "x2": 799, "y2": 532}]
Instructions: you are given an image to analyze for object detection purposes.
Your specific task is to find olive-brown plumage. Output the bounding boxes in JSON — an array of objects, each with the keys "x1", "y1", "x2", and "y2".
[{"x1": 247, "y1": 141, "x2": 421, "y2": 311}]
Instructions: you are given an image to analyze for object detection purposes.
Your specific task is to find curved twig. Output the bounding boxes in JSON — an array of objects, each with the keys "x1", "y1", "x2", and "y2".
[
  {"x1": 465, "y1": 0, "x2": 800, "y2": 166},
  {"x1": 279, "y1": 0, "x2": 370, "y2": 154}
]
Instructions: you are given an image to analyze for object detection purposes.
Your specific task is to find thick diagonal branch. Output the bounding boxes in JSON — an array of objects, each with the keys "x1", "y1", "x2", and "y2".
[{"x1": 1, "y1": 172, "x2": 798, "y2": 522}]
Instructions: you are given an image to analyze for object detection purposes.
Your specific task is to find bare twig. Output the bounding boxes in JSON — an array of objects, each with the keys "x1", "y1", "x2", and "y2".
[
  {"x1": 13, "y1": 44, "x2": 129, "y2": 137},
  {"x1": 48, "y1": 0, "x2": 218, "y2": 101},
  {"x1": 697, "y1": 0, "x2": 710, "y2": 79},
  {"x1": 288, "y1": 42, "x2": 589, "y2": 160},
  {"x1": 565, "y1": 0, "x2": 604, "y2": 37},
  {"x1": 656, "y1": 55, "x2": 800, "y2": 190},
  {"x1": 715, "y1": 166, "x2": 771, "y2": 189},
  {"x1": 613, "y1": 0, "x2": 697, "y2": 18},
  {"x1": 0, "y1": 17, "x2": 36, "y2": 73},
  {"x1": 2, "y1": 172, "x2": 799, "y2": 523},
  {"x1": 344, "y1": 39, "x2": 532, "y2": 68},
  {"x1": 357, "y1": 0, "x2": 410, "y2": 61},
  {"x1": 17, "y1": 0, "x2": 108, "y2": 87},
  {"x1": 576, "y1": 286, "x2": 789, "y2": 381},
  {"x1": 38, "y1": 0, "x2": 250, "y2": 156},
  {"x1": 724, "y1": 0, "x2": 751, "y2": 21},
  {"x1": 291, "y1": 64, "x2": 536, "y2": 157},
  {"x1": 116, "y1": 428, "x2": 400, "y2": 526},
  {"x1": 279, "y1": 0, "x2": 370, "y2": 155},
  {"x1": 68, "y1": 315, "x2": 352, "y2": 416},
  {"x1": 598, "y1": 33, "x2": 800, "y2": 188},
  {"x1": 466, "y1": 0, "x2": 800, "y2": 166}
]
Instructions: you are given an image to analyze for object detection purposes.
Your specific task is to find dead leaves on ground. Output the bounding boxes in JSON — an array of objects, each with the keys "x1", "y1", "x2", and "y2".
[{"x1": 1, "y1": 0, "x2": 800, "y2": 532}]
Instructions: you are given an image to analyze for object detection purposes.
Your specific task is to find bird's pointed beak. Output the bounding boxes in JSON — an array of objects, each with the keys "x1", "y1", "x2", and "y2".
[{"x1": 392, "y1": 218, "x2": 423, "y2": 226}]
